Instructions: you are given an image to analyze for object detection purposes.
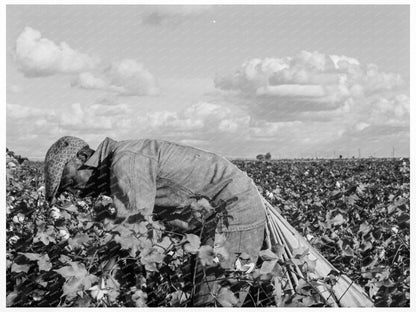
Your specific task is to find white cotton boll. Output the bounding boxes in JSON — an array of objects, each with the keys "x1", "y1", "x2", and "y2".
[
  {"x1": 336, "y1": 181, "x2": 341, "y2": 188},
  {"x1": 9, "y1": 235, "x2": 20, "y2": 245},
  {"x1": 59, "y1": 229, "x2": 70, "y2": 240},
  {"x1": 306, "y1": 234, "x2": 314, "y2": 241},
  {"x1": 50, "y1": 207, "x2": 62, "y2": 220},
  {"x1": 12, "y1": 213, "x2": 25, "y2": 223},
  {"x1": 8, "y1": 162, "x2": 17, "y2": 169},
  {"x1": 77, "y1": 200, "x2": 87, "y2": 208}
]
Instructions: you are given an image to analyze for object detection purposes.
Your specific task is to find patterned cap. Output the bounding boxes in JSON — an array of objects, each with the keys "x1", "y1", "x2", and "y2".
[{"x1": 44, "y1": 136, "x2": 88, "y2": 202}]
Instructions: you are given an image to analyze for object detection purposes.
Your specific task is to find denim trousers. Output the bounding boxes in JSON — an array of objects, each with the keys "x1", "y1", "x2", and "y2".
[{"x1": 192, "y1": 215, "x2": 266, "y2": 306}]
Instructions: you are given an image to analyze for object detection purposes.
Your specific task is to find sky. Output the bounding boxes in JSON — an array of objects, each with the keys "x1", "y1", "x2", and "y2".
[{"x1": 6, "y1": 4, "x2": 410, "y2": 159}]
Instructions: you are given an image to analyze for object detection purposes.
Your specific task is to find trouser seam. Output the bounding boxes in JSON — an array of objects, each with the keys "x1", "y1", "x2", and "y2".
[{"x1": 221, "y1": 219, "x2": 266, "y2": 232}]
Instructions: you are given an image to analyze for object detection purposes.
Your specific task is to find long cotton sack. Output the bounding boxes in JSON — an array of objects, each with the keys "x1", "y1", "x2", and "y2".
[{"x1": 263, "y1": 198, "x2": 374, "y2": 307}]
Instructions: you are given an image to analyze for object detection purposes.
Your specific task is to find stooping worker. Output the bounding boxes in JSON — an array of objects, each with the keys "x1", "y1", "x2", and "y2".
[{"x1": 44, "y1": 136, "x2": 266, "y2": 306}]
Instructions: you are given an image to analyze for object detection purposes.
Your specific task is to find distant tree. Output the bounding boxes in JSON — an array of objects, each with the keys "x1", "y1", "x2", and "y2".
[
  {"x1": 256, "y1": 154, "x2": 265, "y2": 161},
  {"x1": 265, "y1": 152, "x2": 272, "y2": 160}
]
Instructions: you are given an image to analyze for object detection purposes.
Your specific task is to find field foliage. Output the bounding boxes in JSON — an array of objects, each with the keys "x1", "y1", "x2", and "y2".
[{"x1": 6, "y1": 152, "x2": 410, "y2": 307}]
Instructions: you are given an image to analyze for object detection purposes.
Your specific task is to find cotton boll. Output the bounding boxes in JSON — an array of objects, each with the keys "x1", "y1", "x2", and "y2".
[{"x1": 59, "y1": 229, "x2": 70, "y2": 240}]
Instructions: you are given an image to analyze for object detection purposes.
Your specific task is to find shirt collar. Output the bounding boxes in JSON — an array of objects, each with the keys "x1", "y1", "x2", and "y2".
[{"x1": 84, "y1": 137, "x2": 117, "y2": 168}]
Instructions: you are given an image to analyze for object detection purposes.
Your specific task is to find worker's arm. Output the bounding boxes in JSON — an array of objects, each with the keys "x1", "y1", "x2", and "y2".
[{"x1": 110, "y1": 152, "x2": 158, "y2": 219}]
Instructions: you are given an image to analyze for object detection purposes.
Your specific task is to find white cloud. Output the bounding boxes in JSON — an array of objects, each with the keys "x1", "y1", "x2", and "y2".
[
  {"x1": 211, "y1": 50, "x2": 409, "y2": 157},
  {"x1": 57, "y1": 102, "x2": 133, "y2": 131},
  {"x1": 7, "y1": 102, "x2": 54, "y2": 119},
  {"x1": 364, "y1": 94, "x2": 409, "y2": 127},
  {"x1": 256, "y1": 85, "x2": 326, "y2": 98},
  {"x1": 72, "y1": 59, "x2": 160, "y2": 96},
  {"x1": 72, "y1": 72, "x2": 107, "y2": 90},
  {"x1": 7, "y1": 103, "x2": 58, "y2": 157},
  {"x1": 136, "y1": 102, "x2": 250, "y2": 136},
  {"x1": 14, "y1": 27, "x2": 99, "y2": 77},
  {"x1": 215, "y1": 50, "x2": 405, "y2": 118}
]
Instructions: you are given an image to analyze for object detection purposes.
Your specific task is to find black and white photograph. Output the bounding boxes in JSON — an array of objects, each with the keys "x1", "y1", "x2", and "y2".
[{"x1": 4, "y1": 2, "x2": 412, "y2": 308}]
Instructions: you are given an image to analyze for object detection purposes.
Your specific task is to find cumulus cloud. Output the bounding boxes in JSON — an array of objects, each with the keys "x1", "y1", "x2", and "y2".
[
  {"x1": 142, "y1": 5, "x2": 213, "y2": 25},
  {"x1": 358, "y1": 94, "x2": 409, "y2": 128},
  {"x1": 56, "y1": 102, "x2": 136, "y2": 133},
  {"x1": 7, "y1": 99, "x2": 254, "y2": 156},
  {"x1": 7, "y1": 103, "x2": 58, "y2": 156},
  {"x1": 7, "y1": 102, "x2": 54, "y2": 120},
  {"x1": 136, "y1": 102, "x2": 250, "y2": 136},
  {"x1": 6, "y1": 100, "x2": 134, "y2": 158},
  {"x1": 72, "y1": 59, "x2": 159, "y2": 96},
  {"x1": 215, "y1": 50, "x2": 405, "y2": 117},
  {"x1": 14, "y1": 27, "x2": 99, "y2": 77},
  {"x1": 211, "y1": 50, "x2": 409, "y2": 156}
]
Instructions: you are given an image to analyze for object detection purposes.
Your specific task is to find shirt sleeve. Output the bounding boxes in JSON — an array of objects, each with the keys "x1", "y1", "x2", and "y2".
[{"x1": 110, "y1": 152, "x2": 157, "y2": 218}]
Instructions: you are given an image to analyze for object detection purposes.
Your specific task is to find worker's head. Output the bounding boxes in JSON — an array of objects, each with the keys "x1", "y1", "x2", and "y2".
[{"x1": 44, "y1": 136, "x2": 96, "y2": 203}]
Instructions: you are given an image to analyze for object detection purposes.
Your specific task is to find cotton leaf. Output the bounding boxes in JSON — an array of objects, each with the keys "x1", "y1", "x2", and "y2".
[
  {"x1": 33, "y1": 225, "x2": 56, "y2": 245},
  {"x1": 259, "y1": 249, "x2": 278, "y2": 261},
  {"x1": 55, "y1": 261, "x2": 88, "y2": 279},
  {"x1": 342, "y1": 244, "x2": 355, "y2": 258},
  {"x1": 154, "y1": 236, "x2": 174, "y2": 253},
  {"x1": 359, "y1": 221, "x2": 371, "y2": 236},
  {"x1": 183, "y1": 233, "x2": 201, "y2": 254},
  {"x1": 37, "y1": 254, "x2": 52, "y2": 271},
  {"x1": 215, "y1": 287, "x2": 239, "y2": 307},
  {"x1": 198, "y1": 245, "x2": 216, "y2": 266},
  {"x1": 63, "y1": 274, "x2": 98, "y2": 300},
  {"x1": 140, "y1": 247, "x2": 164, "y2": 272},
  {"x1": 346, "y1": 194, "x2": 359, "y2": 206},
  {"x1": 304, "y1": 257, "x2": 317, "y2": 273},
  {"x1": 59, "y1": 254, "x2": 72, "y2": 264},
  {"x1": 61, "y1": 203, "x2": 79, "y2": 213},
  {"x1": 132, "y1": 289, "x2": 147, "y2": 307},
  {"x1": 106, "y1": 276, "x2": 120, "y2": 302},
  {"x1": 11, "y1": 263, "x2": 30, "y2": 273},
  {"x1": 356, "y1": 183, "x2": 367, "y2": 194},
  {"x1": 272, "y1": 244, "x2": 285, "y2": 260},
  {"x1": 273, "y1": 277, "x2": 283, "y2": 306},
  {"x1": 20, "y1": 252, "x2": 52, "y2": 271},
  {"x1": 301, "y1": 296, "x2": 316, "y2": 306},
  {"x1": 169, "y1": 290, "x2": 189, "y2": 305},
  {"x1": 114, "y1": 234, "x2": 142, "y2": 257},
  {"x1": 89, "y1": 280, "x2": 108, "y2": 301},
  {"x1": 19, "y1": 252, "x2": 41, "y2": 261},
  {"x1": 260, "y1": 259, "x2": 278, "y2": 275},
  {"x1": 235, "y1": 258, "x2": 256, "y2": 273},
  {"x1": 214, "y1": 246, "x2": 230, "y2": 267},
  {"x1": 68, "y1": 232, "x2": 91, "y2": 249},
  {"x1": 55, "y1": 262, "x2": 98, "y2": 299},
  {"x1": 329, "y1": 213, "x2": 345, "y2": 226}
]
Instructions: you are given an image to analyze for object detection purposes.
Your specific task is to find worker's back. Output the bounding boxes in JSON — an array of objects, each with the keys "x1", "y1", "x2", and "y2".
[{"x1": 111, "y1": 139, "x2": 266, "y2": 231}]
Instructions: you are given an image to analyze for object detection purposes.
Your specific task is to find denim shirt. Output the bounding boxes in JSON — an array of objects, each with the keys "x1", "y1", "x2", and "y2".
[{"x1": 84, "y1": 137, "x2": 266, "y2": 232}]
